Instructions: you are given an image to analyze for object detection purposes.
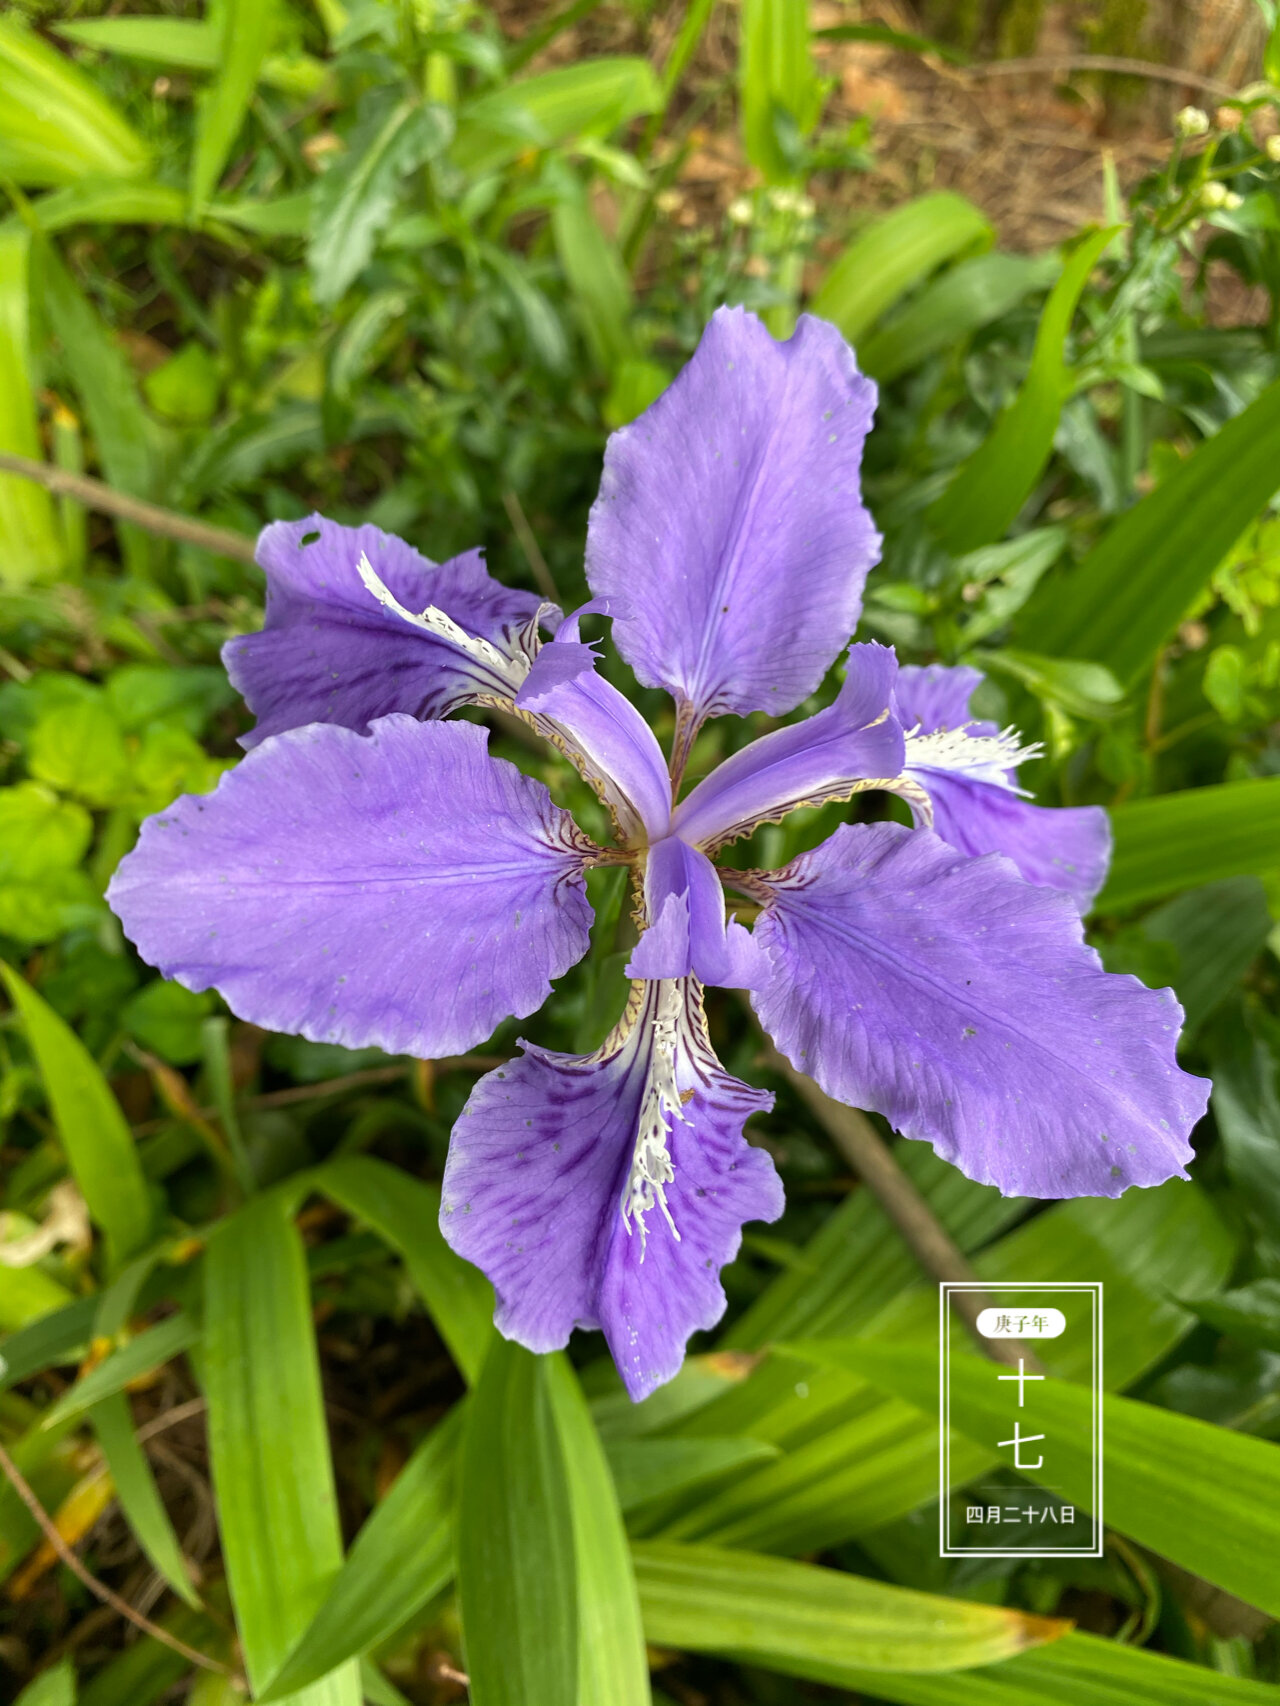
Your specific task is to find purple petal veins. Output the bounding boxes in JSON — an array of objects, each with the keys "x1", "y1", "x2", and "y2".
[
  {"x1": 225, "y1": 515, "x2": 551, "y2": 747},
  {"x1": 743, "y1": 822, "x2": 1208, "y2": 1199},
  {"x1": 895, "y1": 662, "x2": 1111, "y2": 909},
  {"x1": 439, "y1": 979, "x2": 783, "y2": 1400},
  {"x1": 586, "y1": 305, "x2": 881, "y2": 727},
  {"x1": 108, "y1": 717, "x2": 597, "y2": 1058}
]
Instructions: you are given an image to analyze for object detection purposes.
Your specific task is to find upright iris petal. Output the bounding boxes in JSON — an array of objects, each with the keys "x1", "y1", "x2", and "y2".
[
  {"x1": 896, "y1": 663, "x2": 1111, "y2": 910},
  {"x1": 586, "y1": 306, "x2": 881, "y2": 731},
  {"x1": 108, "y1": 718, "x2": 597, "y2": 1058},
  {"x1": 672, "y1": 642, "x2": 904, "y2": 853},
  {"x1": 627, "y1": 836, "x2": 767, "y2": 988},
  {"x1": 440, "y1": 980, "x2": 782, "y2": 1400},
  {"x1": 225, "y1": 516, "x2": 550, "y2": 747},
  {"x1": 741, "y1": 822, "x2": 1208, "y2": 1198}
]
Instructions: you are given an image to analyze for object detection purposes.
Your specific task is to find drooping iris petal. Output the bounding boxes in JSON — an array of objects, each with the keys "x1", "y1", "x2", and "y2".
[
  {"x1": 627, "y1": 835, "x2": 767, "y2": 988},
  {"x1": 225, "y1": 516, "x2": 550, "y2": 747},
  {"x1": 586, "y1": 306, "x2": 881, "y2": 725},
  {"x1": 672, "y1": 642, "x2": 904, "y2": 853},
  {"x1": 895, "y1": 663, "x2": 1111, "y2": 910},
  {"x1": 107, "y1": 717, "x2": 596, "y2": 1058},
  {"x1": 516, "y1": 616, "x2": 672, "y2": 844},
  {"x1": 745, "y1": 823, "x2": 1208, "y2": 1199},
  {"x1": 440, "y1": 981, "x2": 782, "y2": 1400}
]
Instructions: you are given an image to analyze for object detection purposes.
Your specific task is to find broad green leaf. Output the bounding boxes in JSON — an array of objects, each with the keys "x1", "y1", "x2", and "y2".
[
  {"x1": 92, "y1": 1392, "x2": 200, "y2": 1606},
  {"x1": 1182, "y1": 1278, "x2": 1280, "y2": 1350},
  {"x1": 258, "y1": 1411, "x2": 461, "y2": 1701},
  {"x1": 0, "y1": 782, "x2": 96, "y2": 943},
  {"x1": 0, "y1": 227, "x2": 61, "y2": 586},
  {"x1": 632, "y1": 1540, "x2": 1067, "y2": 1674},
  {"x1": 204, "y1": 1192, "x2": 359, "y2": 1704},
  {"x1": 0, "y1": 965, "x2": 152, "y2": 1272},
  {"x1": 40, "y1": 243, "x2": 158, "y2": 575},
  {"x1": 1138, "y1": 876, "x2": 1272, "y2": 1032},
  {"x1": 1209, "y1": 1020, "x2": 1280, "y2": 1250},
  {"x1": 452, "y1": 57, "x2": 661, "y2": 176},
  {"x1": 0, "y1": 16, "x2": 149, "y2": 186},
  {"x1": 926, "y1": 226, "x2": 1117, "y2": 553},
  {"x1": 41, "y1": 1313, "x2": 199, "y2": 1428},
  {"x1": 457, "y1": 1340, "x2": 578, "y2": 1706},
  {"x1": 32, "y1": 181, "x2": 189, "y2": 233},
  {"x1": 1099, "y1": 778, "x2": 1280, "y2": 911},
  {"x1": 308, "y1": 96, "x2": 453, "y2": 305},
  {"x1": 728, "y1": 1628, "x2": 1280, "y2": 1704},
  {"x1": 1025, "y1": 373, "x2": 1280, "y2": 686},
  {"x1": 315, "y1": 1155, "x2": 493, "y2": 1382},
  {"x1": 14, "y1": 1658, "x2": 76, "y2": 1706},
  {"x1": 606, "y1": 1434, "x2": 779, "y2": 1517},
  {"x1": 811, "y1": 193, "x2": 991, "y2": 346},
  {"x1": 54, "y1": 18, "x2": 328, "y2": 97},
  {"x1": 210, "y1": 193, "x2": 312, "y2": 237},
  {"x1": 809, "y1": 1340, "x2": 1280, "y2": 1618},
  {"x1": 546, "y1": 1355, "x2": 650, "y2": 1706},
  {"x1": 739, "y1": 0, "x2": 821, "y2": 183},
  {"x1": 551, "y1": 168, "x2": 635, "y2": 370},
  {"x1": 0, "y1": 1295, "x2": 95, "y2": 1392},
  {"x1": 190, "y1": 0, "x2": 277, "y2": 210},
  {"x1": 28, "y1": 699, "x2": 131, "y2": 806},
  {"x1": 0, "y1": 1255, "x2": 77, "y2": 1332},
  {"x1": 860, "y1": 251, "x2": 1059, "y2": 382},
  {"x1": 727, "y1": 1141, "x2": 1029, "y2": 1351},
  {"x1": 662, "y1": 1179, "x2": 1232, "y2": 1554}
]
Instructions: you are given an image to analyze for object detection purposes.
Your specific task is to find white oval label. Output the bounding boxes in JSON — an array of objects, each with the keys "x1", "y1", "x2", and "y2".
[{"x1": 976, "y1": 1306, "x2": 1066, "y2": 1339}]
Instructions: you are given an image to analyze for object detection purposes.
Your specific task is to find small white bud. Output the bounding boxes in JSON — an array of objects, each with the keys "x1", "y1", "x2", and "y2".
[
  {"x1": 727, "y1": 195, "x2": 754, "y2": 225},
  {"x1": 1266, "y1": 134, "x2": 1280, "y2": 163},
  {"x1": 1200, "y1": 180, "x2": 1229, "y2": 209},
  {"x1": 768, "y1": 187, "x2": 800, "y2": 213},
  {"x1": 1223, "y1": 189, "x2": 1244, "y2": 210},
  {"x1": 795, "y1": 194, "x2": 817, "y2": 220},
  {"x1": 655, "y1": 188, "x2": 683, "y2": 215},
  {"x1": 1176, "y1": 106, "x2": 1210, "y2": 138}
]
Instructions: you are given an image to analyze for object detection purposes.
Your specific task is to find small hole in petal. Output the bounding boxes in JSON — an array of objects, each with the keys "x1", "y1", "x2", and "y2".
[{"x1": 300, "y1": 529, "x2": 321, "y2": 546}]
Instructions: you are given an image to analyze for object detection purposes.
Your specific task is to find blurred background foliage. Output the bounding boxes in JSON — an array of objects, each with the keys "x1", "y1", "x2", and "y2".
[{"x1": 6, "y1": 0, "x2": 1280, "y2": 1702}]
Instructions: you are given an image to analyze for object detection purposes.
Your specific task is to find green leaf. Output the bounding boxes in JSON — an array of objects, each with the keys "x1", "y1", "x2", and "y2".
[
  {"x1": 41, "y1": 1314, "x2": 199, "y2": 1428},
  {"x1": 40, "y1": 242, "x2": 158, "y2": 574},
  {"x1": 31, "y1": 181, "x2": 189, "y2": 233},
  {"x1": 633, "y1": 1540, "x2": 1067, "y2": 1674},
  {"x1": 0, "y1": 228, "x2": 61, "y2": 584},
  {"x1": 976, "y1": 647, "x2": 1124, "y2": 719},
  {"x1": 258, "y1": 1411, "x2": 460, "y2": 1702},
  {"x1": 806, "y1": 1340, "x2": 1280, "y2": 1618},
  {"x1": 1138, "y1": 876, "x2": 1273, "y2": 1032},
  {"x1": 1209, "y1": 1021, "x2": 1280, "y2": 1251},
  {"x1": 28, "y1": 699, "x2": 131, "y2": 805},
  {"x1": 736, "y1": 1629, "x2": 1280, "y2": 1705},
  {"x1": 606, "y1": 1434, "x2": 779, "y2": 1516},
  {"x1": 452, "y1": 57, "x2": 661, "y2": 176},
  {"x1": 315, "y1": 1155, "x2": 493, "y2": 1383},
  {"x1": 1182, "y1": 1278, "x2": 1280, "y2": 1350},
  {"x1": 0, "y1": 964, "x2": 153, "y2": 1273},
  {"x1": 457, "y1": 1340, "x2": 579, "y2": 1706},
  {"x1": 0, "y1": 1295, "x2": 96, "y2": 1393},
  {"x1": 810, "y1": 193, "x2": 992, "y2": 346},
  {"x1": 739, "y1": 0, "x2": 821, "y2": 183},
  {"x1": 1099, "y1": 778, "x2": 1280, "y2": 911},
  {"x1": 813, "y1": 21, "x2": 968, "y2": 62},
  {"x1": 926, "y1": 226, "x2": 1117, "y2": 554},
  {"x1": 0, "y1": 16, "x2": 149, "y2": 186},
  {"x1": 1025, "y1": 373, "x2": 1280, "y2": 686},
  {"x1": 308, "y1": 96, "x2": 454, "y2": 306},
  {"x1": 551, "y1": 167, "x2": 635, "y2": 371},
  {"x1": 0, "y1": 782, "x2": 96, "y2": 943},
  {"x1": 122, "y1": 981, "x2": 217, "y2": 1067},
  {"x1": 190, "y1": 0, "x2": 277, "y2": 210},
  {"x1": 53, "y1": 18, "x2": 327, "y2": 98},
  {"x1": 546, "y1": 1355, "x2": 650, "y2": 1706},
  {"x1": 14, "y1": 1658, "x2": 76, "y2": 1706},
  {"x1": 203, "y1": 1191, "x2": 359, "y2": 1703},
  {"x1": 143, "y1": 341, "x2": 220, "y2": 425},
  {"x1": 91, "y1": 1392, "x2": 200, "y2": 1606},
  {"x1": 860, "y1": 251, "x2": 1059, "y2": 383}
]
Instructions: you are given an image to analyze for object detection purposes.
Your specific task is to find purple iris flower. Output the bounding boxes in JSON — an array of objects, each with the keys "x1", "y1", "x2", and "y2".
[{"x1": 107, "y1": 307, "x2": 1209, "y2": 1401}]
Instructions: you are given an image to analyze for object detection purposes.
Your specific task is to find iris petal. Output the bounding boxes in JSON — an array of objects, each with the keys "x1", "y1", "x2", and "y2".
[
  {"x1": 745, "y1": 822, "x2": 1208, "y2": 1199},
  {"x1": 627, "y1": 836, "x2": 768, "y2": 988},
  {"x1": 586, "y1": 306, "x2": 881, "y2": 727},
  {"x1": 226, "y1": 515, "x2": 550, "y2": 747},
  {"x1": 108, "y1": 717, "x2": 596, "y2": 1058},
  {"x1": 440, "y1": 979, "x2": 782, "y2": 1400}
]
